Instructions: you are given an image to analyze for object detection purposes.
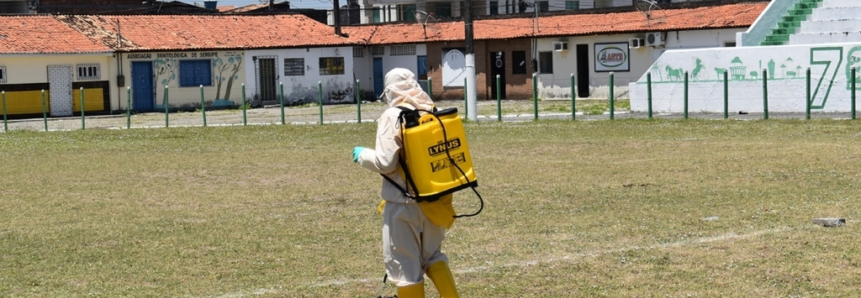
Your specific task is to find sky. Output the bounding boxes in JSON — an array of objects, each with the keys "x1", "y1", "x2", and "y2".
[{"x1": 176, "y1": 0, "x2": 335, "y2": 10}]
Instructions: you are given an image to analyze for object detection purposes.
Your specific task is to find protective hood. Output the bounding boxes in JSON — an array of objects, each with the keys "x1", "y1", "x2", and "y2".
[{"x1": 382, "y1": 68, "x2": 434, "y2": 112}]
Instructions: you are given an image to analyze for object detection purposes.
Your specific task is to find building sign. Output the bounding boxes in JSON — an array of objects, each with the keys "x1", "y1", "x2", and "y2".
[
  {"x1": 126, "y1": 52, "x2": 219, "y2": 59},
  {"x1": 595, "y1": 43, "x2": 629, "y2": 72},
  {"x1": 442, "y1": 48, "x2": 466, "y2": 87}
]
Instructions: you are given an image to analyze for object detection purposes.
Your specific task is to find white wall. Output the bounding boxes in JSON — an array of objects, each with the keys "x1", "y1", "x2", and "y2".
[
  {"x1": 245, "y1": 46, "x2": 354, "y2": 105},
  {"x1": 382, "y1": 44, "x2": 427, "y2": 77},
  {"x1": 352, "y1": 43, "x2": 427, "y2": 98},
  {"x1": 534, "y1": 28, "x2": 741, "y2": 100},
  {"x1": 629, "y1": 42, "x2": 861, "y2": 113},
  {"x1": 353, "y1": 46, "x2": 373, "y2": 93}
]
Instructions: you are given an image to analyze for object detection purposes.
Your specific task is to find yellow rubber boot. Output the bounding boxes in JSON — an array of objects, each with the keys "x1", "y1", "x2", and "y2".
[
  {"x1": 397, "y1": 281, "x2": 425, "y2": 298},
  {"x1": 426, "y1": 262, "x2": 459, "y2": 298}
]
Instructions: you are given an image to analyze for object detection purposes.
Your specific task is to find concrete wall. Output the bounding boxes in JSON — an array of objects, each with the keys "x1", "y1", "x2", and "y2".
[
  {"x1": 629, "y1": 42, "x2": 861, "y2": 113},
  {"x1": 353, "y1": 46, "x2": 374, "y2": 100},
  {"x1": 245, "y1": 46, "x2": 354, "y2": 105}
]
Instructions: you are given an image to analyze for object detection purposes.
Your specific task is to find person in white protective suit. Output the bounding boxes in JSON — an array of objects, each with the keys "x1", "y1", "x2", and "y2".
[{"x1": 352, "y1": 68, "x2": 460, "y2": 298}]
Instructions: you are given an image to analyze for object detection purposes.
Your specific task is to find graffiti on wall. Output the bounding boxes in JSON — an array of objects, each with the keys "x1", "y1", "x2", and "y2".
[{"x1": 283, "y1": 77, "x2": 354, "y2": 105}]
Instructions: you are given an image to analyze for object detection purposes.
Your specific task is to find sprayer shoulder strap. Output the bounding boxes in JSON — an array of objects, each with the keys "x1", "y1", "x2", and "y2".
[{"x1": 379, "y1": 106, "x2": 420, "y2": 200}]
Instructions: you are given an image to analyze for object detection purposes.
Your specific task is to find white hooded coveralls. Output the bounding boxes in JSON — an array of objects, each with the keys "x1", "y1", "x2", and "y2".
[{"x1": 357, "y1": 68, "x2": 449, "y2": 287}]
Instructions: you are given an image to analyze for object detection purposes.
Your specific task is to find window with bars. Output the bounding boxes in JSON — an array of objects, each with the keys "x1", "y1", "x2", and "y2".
[
  {"x1": 371, "y1": 46, "x2": 385, "y2": 56},
  {"x1": 179, "y1": 60, "x2": 212, "y2": 87},
  {"x1": 319, "y1": 57, "x2": 345, "y2": 75},
  {"x1": 390, "y1": 45, "x2": 416, "y2": 56},
  {"x1": 0, "y1": 66, "x2": 5, "y2": 83},
  {"x1": 284, "y1": 58, "x2": 305, "y2": 76},
  {"x1": 353, "y1": 47, "x2": 364, "y2": 58},
  {"x1": 76, "y1": 64, "x2": 100, "y2": 80}
]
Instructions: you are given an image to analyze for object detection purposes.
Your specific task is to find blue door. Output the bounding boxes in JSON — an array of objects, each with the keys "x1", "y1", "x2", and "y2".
[
  {"x1": 373, "y1": 58, "x2": 384, "y2": 99},
  {"x1": 131, "y1": 61, "x2": 154, "y2": 111}
]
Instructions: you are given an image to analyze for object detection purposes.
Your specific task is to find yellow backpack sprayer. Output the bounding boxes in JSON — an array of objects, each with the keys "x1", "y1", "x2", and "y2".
[{"x1": 381, "y1": 106, "x2": 484, "y2": 218}]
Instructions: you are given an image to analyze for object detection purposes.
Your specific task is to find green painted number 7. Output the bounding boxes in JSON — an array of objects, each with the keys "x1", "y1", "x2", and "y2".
[{"x1": 810, "y1": 47, "x2": 843, "y2": 109}]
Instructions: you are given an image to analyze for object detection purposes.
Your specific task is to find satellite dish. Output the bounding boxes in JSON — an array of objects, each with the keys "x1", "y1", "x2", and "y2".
[
  {"x1": 634, "y1": 0, "x2": 666, "y2": 26},
  {"x1": 415, "y1": 10, "x2": 441, "y2": 39}
]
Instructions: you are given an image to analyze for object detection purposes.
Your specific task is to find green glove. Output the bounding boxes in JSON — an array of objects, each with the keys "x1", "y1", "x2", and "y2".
[{"x1": 352, "y1": 147, "x2": 365, "y2": 163}]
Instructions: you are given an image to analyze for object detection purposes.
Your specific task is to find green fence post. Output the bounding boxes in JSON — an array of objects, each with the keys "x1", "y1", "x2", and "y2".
[
  {"x1": 762, "y1": 69, "x2": 768, "y2": 120},
  {"x1": 609, "y1": 72, "x2": 615, "y2": 120},
  {"x1": 647, "y1": 72, "x2": 653, "y2": 119},
  {"x1": 280, "y1": 82, "x2": 286, "y2": 125},
  {"x1": 571, "y1": 73, "x2": 576, "y2": 120},
  {"x1": 241, "y1": 83, "x2": 247, "y2": 126},
  {"x1": 1, "y1": 91, "x2": 6, "y2": 132},
  {"x1": 464, "y1": 77, "x2": 468, "y2": 119},
  {"x1": 356, "y1": 79, "x2": 362, "y2": 124},
  {"x1": 164, "y1": 85, "x2": 169, "y2": 128},
  {"x1": 80, "y1": 87, "x2": 85, "y2": 130},
  {"x1": 41, "y1": 90, "x2": 48, "y2": 131},
  {"x1": 723, "y1": 70, "x2": 729, "y2": 119},
  {"x1": 806, "y1": 68, "x2": 811, "y2": 120},
  {"x1": 532, "y1": 73, "x2": 538, "y2": 121},
  {"x1": 852, "y1": 67, "x2": 855, "y2": 120},
  {"x1": 126, "y1": 87, "x2": 131, "y2": 130},
  {"x1": 200, "y1": 85, "x2": 207, "y2": 127},
  {"x1": 496, "y1": 74, "x2": 502, "y2": 122},
  {"x1": 318, "y1": 81, "x2": 323, "y2": 125},
  {"x1": 683, "y1": 72, "x2": 688, "y2": 119},
  {"x1": 428, "y1": 77, "x2": 433, "y2": 100}
]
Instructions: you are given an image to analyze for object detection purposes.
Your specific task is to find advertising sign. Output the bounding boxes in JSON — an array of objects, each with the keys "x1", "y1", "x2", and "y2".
[{"x1": 595, "y1": 43, "x2": 630, "y2": 72}]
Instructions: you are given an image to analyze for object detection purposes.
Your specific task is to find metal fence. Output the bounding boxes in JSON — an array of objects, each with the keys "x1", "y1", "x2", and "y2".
[{"x1": 2, "y1": 71, "x2": 859, "y2": 133}]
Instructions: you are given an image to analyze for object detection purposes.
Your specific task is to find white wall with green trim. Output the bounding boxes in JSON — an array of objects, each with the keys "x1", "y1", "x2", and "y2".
[{"x1": 629, "y1": 42, "x2": 861, "y2": 113}]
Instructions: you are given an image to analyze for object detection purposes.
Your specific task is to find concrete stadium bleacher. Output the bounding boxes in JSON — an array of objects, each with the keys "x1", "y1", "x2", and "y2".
[{"x1": 791, "y1": 0, "x2": 861, "y2": 45}]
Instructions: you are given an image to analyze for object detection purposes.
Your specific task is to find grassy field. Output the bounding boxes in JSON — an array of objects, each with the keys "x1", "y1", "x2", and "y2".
[{"x1": 1, "y1": 119, "x2": 860, "y2": 297}]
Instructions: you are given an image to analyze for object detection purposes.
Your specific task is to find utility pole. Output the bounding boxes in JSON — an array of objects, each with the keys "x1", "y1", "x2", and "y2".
[
  {"x1": 333, "y1": 0, "x2": 342, "y2": 35},
  {"x1": 464, "y1": 0, "x2": 477, "y2": 121}
]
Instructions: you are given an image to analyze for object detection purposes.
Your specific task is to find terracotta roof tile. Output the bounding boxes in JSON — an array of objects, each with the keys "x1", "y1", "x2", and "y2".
[
  {"x1": 0, "y1": 16, "x2": 111, "y2": 54},
  {"x1": 344, "y1": 2, "x2": 767, "y2": 45},
  {"x1": 60, "y1": 14, "x2": 352, "y2": 51}
]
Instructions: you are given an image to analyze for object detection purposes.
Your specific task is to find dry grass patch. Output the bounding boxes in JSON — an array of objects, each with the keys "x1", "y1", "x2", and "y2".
[{"x1": 1, "y1": 119, "x2": 859, "y2": 297}]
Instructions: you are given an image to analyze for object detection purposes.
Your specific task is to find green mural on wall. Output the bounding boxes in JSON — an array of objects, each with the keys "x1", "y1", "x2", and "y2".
[
  {"x1": 809, "y1": 47, "x2": 842, "y2": 109},
  {"x1": 846, "y1": 46, "x2": 861, "y2": 90},
  {"x1": 641, "y1": 46, "x2": 861, "y2": 110}
]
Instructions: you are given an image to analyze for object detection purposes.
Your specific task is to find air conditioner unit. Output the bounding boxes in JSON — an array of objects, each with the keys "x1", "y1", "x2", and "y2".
[
  {"x1": 553, "y1": 41, "x2": 568, "y2": 52},
  {"x1": 646, "y1": 32, "x2": 664, "y2": 47},
  {"x1": 629, "y1": 38, "x2": 645, "y2": 49}
]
